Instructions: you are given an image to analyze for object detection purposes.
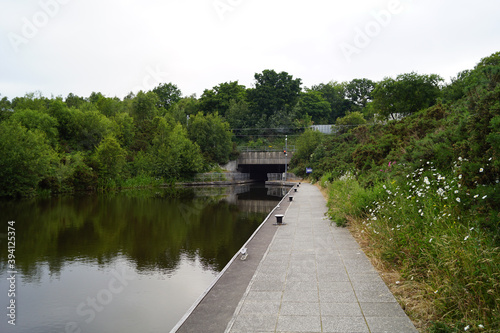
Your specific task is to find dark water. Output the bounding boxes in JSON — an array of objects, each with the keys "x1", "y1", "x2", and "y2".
[{"x1": 0, "y1": 184, "x2": 286, "y2": 333}]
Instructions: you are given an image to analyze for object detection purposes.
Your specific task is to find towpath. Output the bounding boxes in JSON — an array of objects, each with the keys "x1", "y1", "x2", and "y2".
[{"x1": 225, "y1": 183, "x2": 418, "y2": 333}]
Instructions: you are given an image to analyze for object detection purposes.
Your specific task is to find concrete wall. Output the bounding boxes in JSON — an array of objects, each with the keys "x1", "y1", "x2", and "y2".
[{"x1": 237, "y1": 152, "x2": 292, "y2": 165}]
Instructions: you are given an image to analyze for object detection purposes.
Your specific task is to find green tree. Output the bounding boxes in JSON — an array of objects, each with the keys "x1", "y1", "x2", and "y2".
[
  {"x1": 10, "y1": 109, "x2": 59, "y2": 146},
  {"x1": 112, "y1": 112, "x2": 135, "y2": 148},
  {"x1": 442, "y1": 70, "x2": 473, "y2": 103},
  {"x1": 153, "y1": 83, "x2": 182, "y2": 111},
  {"x1": 336, "y1": 111, "x2": 367, "y2": 129},
  {"x1": 11, "y1": 91, "x2": 49, "y2": 111},
  {"x1": 247, "y1": 70, "x2": 302, "y2": 120},
  {"x1": 290, "y1": 129, "x2": 324, "y2": 176},
  {"x1": 152, "y1": 121, "x2": 203, "y2": 180},
  {"x1": 188, "y1": 112, "x2": 233, "y2": 164},
  {"x1": 344, "y1": 78, "x2": 375, "y2": 110},
  {"x1": 199, "y1": 81, "x2": 247, "y2": 117},
  {"x1": 0, "y1": 95, "x2": 12, "y2": 121},
  {"x1": 46, "y1": 98, "x2": 74, "y2": 142},
  {"x1": 0, "y1": 121, "x2": 56, "y2": 197},
  {"x1": 132, "y1": 91, "x2": 159, "y2": 122},
  {"x1": 298, "y1": 90, "x2": 332, "y2": 124},
  {"x1": 225, "y1": 99, "x2": 254, "y2": 129},
  {"x1": 94, "y1": 135, "x2": 126, "y2": 181},
  {"x1": 68, "y1": 108, "x2": 113, "y2": 151},
  {"x1": 310, "y1": 82, "x2": 352, "y2": 122},
  {"x1": 65, "y1": 93, "x2": 86, "y2": 109},
  {"x1": 372, "y1": 72, "x2": 443, "y2": 119}
]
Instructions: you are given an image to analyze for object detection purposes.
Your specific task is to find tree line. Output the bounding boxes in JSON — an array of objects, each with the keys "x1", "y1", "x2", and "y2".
[{"x1": 0, "y1": 53, "x2": 495, "y2": 197}]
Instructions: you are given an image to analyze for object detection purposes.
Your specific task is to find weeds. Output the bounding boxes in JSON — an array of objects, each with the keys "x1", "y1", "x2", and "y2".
[{"x1": 325, "y1": 160, "x2": 500, "y2": 332}]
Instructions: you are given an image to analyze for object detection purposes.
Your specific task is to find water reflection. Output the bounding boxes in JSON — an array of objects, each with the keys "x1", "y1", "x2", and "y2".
[{"x1": 0, "y1": 184, "x2": 284, "y2": 333}]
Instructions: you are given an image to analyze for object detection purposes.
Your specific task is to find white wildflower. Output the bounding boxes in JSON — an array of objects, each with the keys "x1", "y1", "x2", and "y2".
[
  {"x1": 482, "y1": 195, "x2": 487, "y2": 199},
  {"x1": 464, "y1": 235, "x2": 469, "y2": 241},
  {"x1": 479, "y1": 168, "x2": 484, "y2": 173},
  {"x1": 474, "y1": 194, "x2": 479, "y2": 198},
  {"x1": 456, "y1": 197, "x2": 461, "y2": 203},
  {"x1": 464, "y1": 325, "x2": 470, "y2": 331}
]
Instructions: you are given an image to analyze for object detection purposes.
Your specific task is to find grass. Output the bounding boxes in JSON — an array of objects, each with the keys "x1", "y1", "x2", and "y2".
[{"x1": 323, "y1": 161, "x2": 500, "y2": 332}]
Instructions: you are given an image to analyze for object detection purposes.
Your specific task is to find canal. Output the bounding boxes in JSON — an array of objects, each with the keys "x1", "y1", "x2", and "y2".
[{"x1": 0, "y1": 184, "x2": 287, "y2": 333}]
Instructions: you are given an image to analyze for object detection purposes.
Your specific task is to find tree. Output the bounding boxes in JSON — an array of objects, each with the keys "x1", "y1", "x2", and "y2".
[
  {"x1": 65, "y1": 93, "x2": 86, "y2": 109},
  {"x1": 344, "y1": 78, "x2": 375, "y2": 110},
  {"x1": 335, "y1": 111, "x2": 367, "y2": 128},
  {"x1": 131, "y1": 91, "x2": 159, "y2": 122},
  {"x1": 0, "y1": 121, "x2": 56, "y2": 197},
  {"x1": 94, "y1": 135, "x2": 126, "y2": 181},
  {"x1": 199, "y1": 81, "x2": 247, "y2": 117},
  {"x1": 68, "y1": 109, "x2": 113, "y2": 151},
  {"x1": 372, "y1": 72, "x2": 443, "y2": 119},
  {"x1": 0, "y1": 95, "x2": 12, "y2": 121},
  {"x1": 170, "y1": 95, "x2": 200, "y2": 125},
  {"x1": 152, "y1": 121, "x2": 203, "y2": 180},
  {"x1": 310, "y1": 82, "x2": 352, "y2": 122},
  {"x1": 247, "y1": 70, "x2": 302, "y2": 120},
  {"x1": 10, "y1": 108, "x2": 59, "y2": 146},
  {"x1": 153, "y1": 83, "x2": 182, "y2": 111},
  {"x1": 188, "y1": 112, "x2": 233, "y2": 164},
  {"x1": 297, "y1": 90, "x2": 332, "y2": 124},
  {"x1": 112, "y1": 112, "x2": 135, "y2": 148},
  {"x1": 225, "y1": 99, "x2": 254, "y2": 129},
  {"x1": 290, "y1": 129, "x2": 324, "y2": 176},
  {"x1": 442, "y1": 70, "x2": 473, "y2": 103}
]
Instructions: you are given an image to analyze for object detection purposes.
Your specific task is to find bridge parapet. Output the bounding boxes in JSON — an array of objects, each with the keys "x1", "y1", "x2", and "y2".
[
  {"x1": 237, "y1": 146, "x2": 296, "y2": 153},
  {"x1": 237, "y1": 151, "x2": 292, "y2": 165}
]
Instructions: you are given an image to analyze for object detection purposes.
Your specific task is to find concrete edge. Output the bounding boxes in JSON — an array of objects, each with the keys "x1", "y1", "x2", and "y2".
[
  {"x1": 223, "y1": 193, "x2": 295, "y2": 333},
  {"x1": 169, "y1": 185, "x2": 295, "y2": 333}
]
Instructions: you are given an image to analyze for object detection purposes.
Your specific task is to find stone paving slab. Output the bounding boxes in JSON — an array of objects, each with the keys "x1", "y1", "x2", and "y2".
[{"x1": 225, "y1": 183, "x2": 417, "y2": 333}]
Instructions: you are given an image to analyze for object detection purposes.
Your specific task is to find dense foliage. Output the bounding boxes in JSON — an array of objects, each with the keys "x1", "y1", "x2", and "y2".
[
  {"x1": 0, "y1": 67, "x2": 400, "y2": 197},
  {"x1": 290, "y1": 52, "x2": 500, "y2": 332}
]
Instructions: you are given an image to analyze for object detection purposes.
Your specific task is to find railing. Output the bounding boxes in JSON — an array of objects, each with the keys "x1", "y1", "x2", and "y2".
[
  {"x1": 267, "y1": 173, "x2": 299, "y2": 181},
  {"x1": 237, "y1": 146, "x2": 296, "y2": 152},
  {"x1": 194, "y1": 173, "x2": 250, "y2": 182}
]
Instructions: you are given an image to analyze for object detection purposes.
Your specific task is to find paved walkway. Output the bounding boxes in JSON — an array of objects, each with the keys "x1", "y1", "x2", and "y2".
[{"x1": 225, "y1": 183, "x2": 418, "y2": 333}]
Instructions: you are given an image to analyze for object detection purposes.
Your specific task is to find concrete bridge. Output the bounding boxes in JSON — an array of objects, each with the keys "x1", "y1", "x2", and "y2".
[{"x1": 236, "y1": 146, "x2": 295, "y2": 181}]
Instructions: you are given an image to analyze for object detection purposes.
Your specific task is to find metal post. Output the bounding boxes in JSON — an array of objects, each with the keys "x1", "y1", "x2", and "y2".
[{"x1": 285, "y1": 135, "x2": 288, "y2": 182}]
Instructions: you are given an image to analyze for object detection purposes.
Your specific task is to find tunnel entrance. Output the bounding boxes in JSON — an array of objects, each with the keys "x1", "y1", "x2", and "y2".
[{"x1": 238, "y1": 164, "x2": 286, "y2": 181}]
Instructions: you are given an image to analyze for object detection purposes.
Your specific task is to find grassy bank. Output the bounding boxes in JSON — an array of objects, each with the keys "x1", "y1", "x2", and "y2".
[{"x1": 322, "y1": 163, "x2": 499, "y2": 332}]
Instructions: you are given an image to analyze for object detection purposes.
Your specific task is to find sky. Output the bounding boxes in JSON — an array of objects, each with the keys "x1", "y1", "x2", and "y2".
[{"x1": 1, "y1": 0, "x2": 499, "y2": 100}]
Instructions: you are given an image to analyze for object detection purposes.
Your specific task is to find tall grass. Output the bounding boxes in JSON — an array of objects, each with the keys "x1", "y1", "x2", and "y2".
[{"x1": 325, "y1": 161, "x2": 500, "y2": 332}]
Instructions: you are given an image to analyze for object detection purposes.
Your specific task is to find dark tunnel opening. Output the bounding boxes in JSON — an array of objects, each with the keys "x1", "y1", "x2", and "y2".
[{"x1": 238, "y1": 164, "x2": 286, "y2": 181}]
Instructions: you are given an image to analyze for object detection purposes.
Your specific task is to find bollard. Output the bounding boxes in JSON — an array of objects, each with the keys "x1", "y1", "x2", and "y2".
[
  {"x1": 294, "y1": 188, "x2": 297, "y2": 192},
  {"x1": 289, "y1": 196, "x2": 293, "y2": 202},
  {"x1": 275, "y1": 214, "x2": 284, "y2": 224},
  {"x1": 297, "y1": 184, "x2": 300, "y2": 188}
]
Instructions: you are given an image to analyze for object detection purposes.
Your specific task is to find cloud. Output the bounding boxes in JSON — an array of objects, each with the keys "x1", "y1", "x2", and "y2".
[{"x1": 0, "y1": 0, "x2": 499, "y2": 99}]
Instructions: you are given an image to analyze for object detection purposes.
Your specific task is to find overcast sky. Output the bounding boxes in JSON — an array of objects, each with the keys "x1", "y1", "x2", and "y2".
[{"x1": 1, "y1": 0, "x2": 499, "y2": 100}]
